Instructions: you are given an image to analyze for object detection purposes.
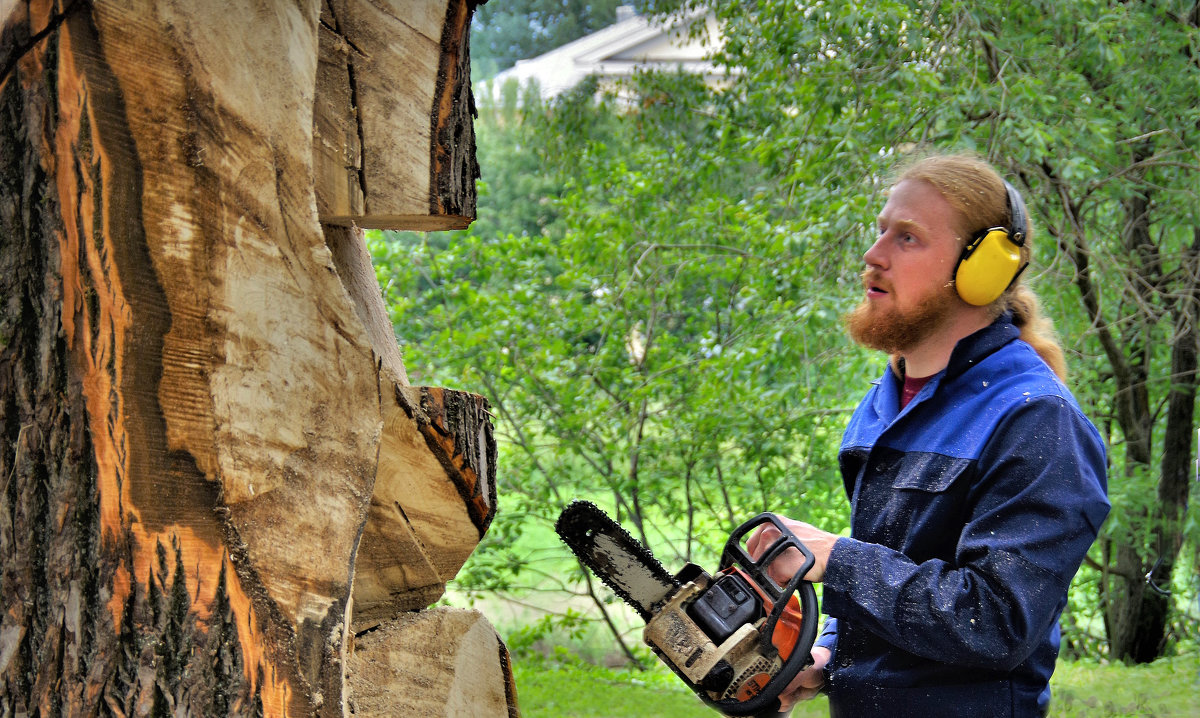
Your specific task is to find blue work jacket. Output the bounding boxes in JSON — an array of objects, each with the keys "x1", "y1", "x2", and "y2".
[{"x1": 815, "y1": 315, "x2": 1109, "y2": 717}]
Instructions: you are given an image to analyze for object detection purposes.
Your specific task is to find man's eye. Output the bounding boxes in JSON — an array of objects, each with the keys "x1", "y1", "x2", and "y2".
[{"x1": 900, "y1": 233, "x2": 916, "y2": 244}]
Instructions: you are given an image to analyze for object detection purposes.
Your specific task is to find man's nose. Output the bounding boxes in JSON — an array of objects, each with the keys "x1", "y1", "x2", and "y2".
[{"x1": 863, "y1": 234, "x2": 888, "y2": 270}]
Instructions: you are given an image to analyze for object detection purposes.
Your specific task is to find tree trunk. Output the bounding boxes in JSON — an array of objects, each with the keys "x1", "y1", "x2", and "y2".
[
  {"x1": 1100, "y1": 182, "x2": 1162, "y2": 663},
  {"x1": 1098, "y1": 181, "x2": 1200, "y2": 664},
  {"x1": 1043, "y1": 154, "x2": 1195, "y2": 664},
  {"x1": 1142, "y1": 226, "x2": 1200, "y2": 658},
  {"x1": 0, "y1": 1, "x2": 513, "y2": 716}
]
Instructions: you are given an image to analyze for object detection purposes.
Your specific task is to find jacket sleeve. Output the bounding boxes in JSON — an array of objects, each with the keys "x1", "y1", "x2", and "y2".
[
  {"x1": 814, "y1": 617, "x2": 838, "y2": 653},
  {"x1": 819, "y1": 396, "x2": 1109, "y2": 671}
]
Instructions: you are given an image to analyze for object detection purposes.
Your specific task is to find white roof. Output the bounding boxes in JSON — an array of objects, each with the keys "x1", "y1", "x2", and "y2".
[{"x1": 479, "y1": 7, "x2": 725, "y2": 101}]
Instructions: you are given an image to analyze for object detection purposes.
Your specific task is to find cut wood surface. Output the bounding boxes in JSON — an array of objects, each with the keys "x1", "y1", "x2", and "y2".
[
  {"x1": 353, "y1": 382, "x2": 497, "y2": 629},
  {"x1": 346, "y1": 608, "x2": 519, "y2": 718},
  {"x1": 315, "y1": 0, "x2": 479, "y2": 229},
  {"x1": 0, "y1": 0, "x2": 504, "y2": 716}
]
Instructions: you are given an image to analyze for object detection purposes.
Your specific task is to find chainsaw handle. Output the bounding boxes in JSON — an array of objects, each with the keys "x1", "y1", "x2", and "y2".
[
  {"x1": 712, "y1": 513, "x2": 821, "y2": 717},
  {"x1": 722, "y1": 512, "x2": 818, "y2": 593},
  {"x1": 726, "y1": 512, "x2": 818, "y2": 658}
]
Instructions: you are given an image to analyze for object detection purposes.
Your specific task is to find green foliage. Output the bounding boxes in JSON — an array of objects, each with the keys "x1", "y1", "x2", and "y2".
[
  {"x1": 379, "y1": 70, "x2": 865, "y2": 536},
  {"x1": 374, "y1": 66, "x2": 870, "y2": 661},
  {"x1": 505, "y1": 610, "x2": 592, "y2": 658},
  {"x1": 374, "y1": 0, "x2": 1199, "y2": 666}
]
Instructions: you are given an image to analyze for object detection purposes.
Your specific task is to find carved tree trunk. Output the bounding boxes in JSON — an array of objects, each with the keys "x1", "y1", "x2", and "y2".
[{"x1": 0, "y1": 1, "x2": 514, "y2": 716}]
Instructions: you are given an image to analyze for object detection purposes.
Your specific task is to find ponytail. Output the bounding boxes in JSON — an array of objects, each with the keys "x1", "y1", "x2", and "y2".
[{"x1": 1005, "y1": 286, "x2": 1067, "y2": 381}]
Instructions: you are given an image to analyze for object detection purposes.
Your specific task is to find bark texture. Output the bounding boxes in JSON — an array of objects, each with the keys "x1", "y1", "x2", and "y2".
[{"x1": 0, "y1": 0, "x2": 509, "y2": 715}]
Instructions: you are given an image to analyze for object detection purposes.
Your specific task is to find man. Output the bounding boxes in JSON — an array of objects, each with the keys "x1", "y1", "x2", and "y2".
[{"x1": 749, "y1": 154, "x2": 1110, "y2": 716}]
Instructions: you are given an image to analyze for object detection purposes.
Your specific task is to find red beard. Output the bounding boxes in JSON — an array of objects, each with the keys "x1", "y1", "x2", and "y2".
[{"x1": 843, "y1": 272, "x2": 960, "y2": 354}]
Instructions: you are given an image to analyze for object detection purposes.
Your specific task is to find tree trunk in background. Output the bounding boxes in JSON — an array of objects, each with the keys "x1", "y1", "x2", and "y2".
[
  {"x1": 1099, "y1": 189, "x2": 1196, "y2": 664},
  {"x1": 0, "y1": 1, "x2": 514, "y2": 716},
  {"x1": 1044, "y1": 147, "x2": 1197, "y2": 664},
  {"x1": 1142, "y1": 226, "x2": 1199, "y2": 659}
]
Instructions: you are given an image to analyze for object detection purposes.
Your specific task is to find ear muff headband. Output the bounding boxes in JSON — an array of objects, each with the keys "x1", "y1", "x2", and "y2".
[{"x1": 954, "y1": 180, "x2": 1029, "y2": 306}]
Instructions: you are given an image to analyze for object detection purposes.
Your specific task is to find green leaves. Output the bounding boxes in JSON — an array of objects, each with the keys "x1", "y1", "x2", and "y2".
[
  {"x1": 374, "y1": 0, "x2": 1198, "y2": 662},
  {"x1": 375, "y1": 62, "x2": 862, "y2": 579}
]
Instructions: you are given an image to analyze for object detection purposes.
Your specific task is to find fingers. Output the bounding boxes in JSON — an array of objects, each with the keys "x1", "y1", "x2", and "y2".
[
  {"x1": 745, "y1": 524, "x2": 780, "y2": 559},
  {"x1": 776, "y1": 647, "x2": 832, "y2": 710},
  {"x1": 766, "y1": 547, "x2": 804, "y2": 586},
  {"x1": 745, "y1": 520, "x2": 806, "y2": 586},
  {"x1": 744, "y1": 515, "x2": 835, "y2": 583},
  {"x1": 779, "y1": 684, "x2": 822, "y2": 711},
  {"x1": 776, "y1": 666, "x2": 823, "y2": 711},
  {"x1": 748, "y1": 530, "x2": 795, "y2": 586}
]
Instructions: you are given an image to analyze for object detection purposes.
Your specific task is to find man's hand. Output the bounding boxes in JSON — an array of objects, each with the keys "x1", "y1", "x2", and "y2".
[
  {"x1": 778, "y1": 646, "x2": 831, "y2": 710},
  {"x1": 744, "y1": 514, "x2": 838, "y2": 583}
]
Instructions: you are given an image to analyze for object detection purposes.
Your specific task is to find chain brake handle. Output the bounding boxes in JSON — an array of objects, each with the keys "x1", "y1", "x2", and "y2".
[{"x1": 714, "y1": 513, "x2": 820, "y2": 717}]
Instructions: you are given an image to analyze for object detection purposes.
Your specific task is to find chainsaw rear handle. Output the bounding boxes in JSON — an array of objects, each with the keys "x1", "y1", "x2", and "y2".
[{"x1": 714, "y1": 513, "x2": 821, "y2": 717}]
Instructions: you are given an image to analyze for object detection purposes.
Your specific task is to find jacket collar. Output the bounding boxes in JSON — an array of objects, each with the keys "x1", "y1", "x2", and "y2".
[
  {"x1": 882, "y1": 313, "x2": 1020, "y2": 382},
  {"x1": 942, "y1": 311, "x2": 1020, "y2": 382},
  {"x1": 870, "y1": 313, "x2": 1020, "y2": 423}
]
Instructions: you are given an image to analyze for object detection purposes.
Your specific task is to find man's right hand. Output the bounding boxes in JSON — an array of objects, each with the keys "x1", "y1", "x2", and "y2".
[{"x1": 778, "y1": 646, "x2": 831, "y2": 712}]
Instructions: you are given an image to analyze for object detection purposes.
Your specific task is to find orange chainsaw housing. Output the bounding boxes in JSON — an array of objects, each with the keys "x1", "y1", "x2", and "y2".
[{"x1": 722, "y1": 566, "x2": 805, "y2": 660}]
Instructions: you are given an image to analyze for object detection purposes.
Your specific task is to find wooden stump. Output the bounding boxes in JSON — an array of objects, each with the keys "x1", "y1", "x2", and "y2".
[{"x1": 347, "y1": 608, "x2": 519, "y2": 718}]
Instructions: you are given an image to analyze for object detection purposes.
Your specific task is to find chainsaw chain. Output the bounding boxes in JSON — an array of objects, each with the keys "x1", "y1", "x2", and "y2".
[{"x1": 555, "y1": 500, "x2": 678, "y2": 621}]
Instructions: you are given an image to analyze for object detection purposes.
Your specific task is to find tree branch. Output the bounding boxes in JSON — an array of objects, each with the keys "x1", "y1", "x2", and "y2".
[{"x1": 1040, "y1": 159, "x2": 1133, "y2": 384}]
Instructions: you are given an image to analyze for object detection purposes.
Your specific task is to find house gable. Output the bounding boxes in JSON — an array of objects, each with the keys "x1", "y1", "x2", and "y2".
[{"x1": 480, "y1": 7, "x2": 724, "y2": 101}]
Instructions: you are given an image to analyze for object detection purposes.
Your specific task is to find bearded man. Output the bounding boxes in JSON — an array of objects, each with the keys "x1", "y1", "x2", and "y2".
[{"x1": 749, "y1": 154, "x2": 1110, "y2": 717}]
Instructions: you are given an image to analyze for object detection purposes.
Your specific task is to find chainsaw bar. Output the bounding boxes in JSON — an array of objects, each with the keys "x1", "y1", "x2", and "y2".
[{"x1": 555, "y1": 500, "x2": 679, "y2": 621}]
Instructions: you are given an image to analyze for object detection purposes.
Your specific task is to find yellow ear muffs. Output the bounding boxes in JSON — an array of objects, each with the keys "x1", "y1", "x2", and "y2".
[
  {"x1": 954, "y1": 229, "x2": 1023, "y2": 306},
  {"x1": 953, "y1": 181, "x2": 1029, "y2": 307}
]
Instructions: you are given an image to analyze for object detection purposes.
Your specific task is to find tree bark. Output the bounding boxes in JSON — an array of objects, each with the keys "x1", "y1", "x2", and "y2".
[
  {"x1": 1041, "y1": 156, "x2": 1195, "y2": 664},
  {"x1": 0, "y1": 0, "x2": 509, "y2": 715}
]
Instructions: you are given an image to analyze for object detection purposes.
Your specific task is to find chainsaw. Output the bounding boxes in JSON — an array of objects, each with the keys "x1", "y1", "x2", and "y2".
[{"x1": 555, "y1": 500, "x2": 819, "y2": 717}]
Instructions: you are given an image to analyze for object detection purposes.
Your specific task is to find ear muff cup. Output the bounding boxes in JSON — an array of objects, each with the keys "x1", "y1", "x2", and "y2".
[
  {"x1": 953, "y1": 181, "x2": 1029, "y2": 307},
  {"x1": 954, "y1": 228, "x2": 1023, "y2": 306}
]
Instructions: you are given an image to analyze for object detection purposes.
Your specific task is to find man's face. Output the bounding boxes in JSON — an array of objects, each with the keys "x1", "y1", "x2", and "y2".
[{"x1": 845, "y1": 179, "x2": 965, "y2": 355}]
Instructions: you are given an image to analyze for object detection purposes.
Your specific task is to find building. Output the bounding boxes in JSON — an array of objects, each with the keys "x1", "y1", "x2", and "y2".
[{"x1": 479, "y1": 6, "x2": 725, "y2": 103}]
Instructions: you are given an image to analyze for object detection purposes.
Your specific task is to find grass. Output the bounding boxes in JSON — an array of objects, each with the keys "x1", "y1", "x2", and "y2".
[
  {"x1": 1049, "y1": 654, "x2": 1200, "y2": 717},
  {"x1": 511, "y1": 656, "x2": 831, "y2": 718},
  {"x1": 510, "y1": 652, "x2": 1200, "y2": 717}
]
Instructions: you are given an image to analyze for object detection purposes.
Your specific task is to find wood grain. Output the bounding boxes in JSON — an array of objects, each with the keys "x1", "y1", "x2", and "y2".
[{"x1": 0, "y1": 1, "x2": 500, "y2": 715}]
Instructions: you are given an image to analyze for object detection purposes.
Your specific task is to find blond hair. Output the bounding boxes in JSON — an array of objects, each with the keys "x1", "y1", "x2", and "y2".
[{"x1": 895, "y1": 152, "x2": 1068, "y2": 380}]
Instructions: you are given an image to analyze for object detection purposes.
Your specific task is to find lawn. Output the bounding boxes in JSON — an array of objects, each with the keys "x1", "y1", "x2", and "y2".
[{"x1": 510, "y1": 652, "x2": 1200, "y2": 717}]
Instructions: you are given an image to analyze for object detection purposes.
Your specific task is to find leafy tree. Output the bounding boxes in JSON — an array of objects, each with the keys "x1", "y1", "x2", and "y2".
[
  {"x1": 654, "y1": 0, "x2": 1199, "y2": 663},
  {"x1": 969, "y1": 0, "x2": 1198, "y2": 664},
  {"x1": 374, "y1": 72, "x2": 868, "y2": 658}
]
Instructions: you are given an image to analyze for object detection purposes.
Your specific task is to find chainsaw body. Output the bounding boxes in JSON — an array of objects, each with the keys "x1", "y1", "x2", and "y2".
[{"x1": 556, "y1": 503, "x2": 820, "y2": 717}]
